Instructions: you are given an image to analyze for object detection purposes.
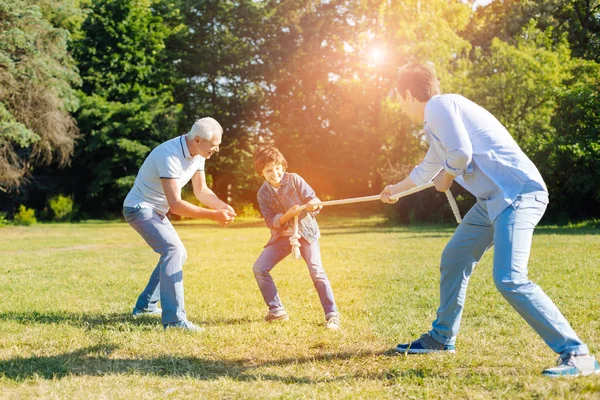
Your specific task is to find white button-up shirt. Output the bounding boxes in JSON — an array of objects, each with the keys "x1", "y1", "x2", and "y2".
[{"x1": 408, "y1": 94, "x2": 547, "y2": 221}]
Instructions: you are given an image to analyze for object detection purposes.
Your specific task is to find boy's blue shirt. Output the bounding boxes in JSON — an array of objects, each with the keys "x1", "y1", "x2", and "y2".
[{"x1": 257, "y1": 172, "x2": 321, "y2": 247}]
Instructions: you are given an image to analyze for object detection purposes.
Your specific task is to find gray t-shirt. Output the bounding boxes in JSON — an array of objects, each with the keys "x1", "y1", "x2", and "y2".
[{"x1": 123, "y1": 135, "x2": 205, "y2": 214}]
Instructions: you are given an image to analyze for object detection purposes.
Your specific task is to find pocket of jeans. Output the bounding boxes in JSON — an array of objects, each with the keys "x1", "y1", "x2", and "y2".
[
  {"x1": 534, "y1": 193, "x2": 549, "y2": 205},
  {"x1": 511, "y1": 196, "x2": 522, "y2": 210},
  {"x1": 124, "y1": 207, "x2": 152, "y2": 224}
]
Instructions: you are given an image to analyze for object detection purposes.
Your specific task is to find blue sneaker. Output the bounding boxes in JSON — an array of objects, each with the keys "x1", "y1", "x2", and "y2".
[
  {"x1": 131, "y1": 306, "x2": 162, "y2": 318},
  {"x1": 543, "y1": 354, "x2": 600, "y2": 377},
  {"x1": 395, "y1": 333, "x2": 456, "y2": 354},
  {"x1": 164, "y1": 320, "x2": 205, "y2": 333}
]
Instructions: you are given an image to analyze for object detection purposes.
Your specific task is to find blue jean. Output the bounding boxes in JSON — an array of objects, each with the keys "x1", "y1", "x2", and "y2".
[
  {"x1": 253, "y1": 236, "x2": 338, "y2": 316},
  {"x1": 123, "y1": 206, "x2": 187, "y2": 326},
  {"x1": 430, "y1": 191, "x2": 588, "y2": 356}
]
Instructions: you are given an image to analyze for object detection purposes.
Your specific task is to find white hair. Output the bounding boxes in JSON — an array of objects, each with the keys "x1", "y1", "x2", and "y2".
[{"x1": 187, "y1": 117, "x2": 223, "y2": 140}]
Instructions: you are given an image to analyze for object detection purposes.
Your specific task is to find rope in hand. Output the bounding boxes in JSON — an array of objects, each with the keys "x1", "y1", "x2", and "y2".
[{"x1": 290, "y1": 182, "x2": 462, "y2": 260}]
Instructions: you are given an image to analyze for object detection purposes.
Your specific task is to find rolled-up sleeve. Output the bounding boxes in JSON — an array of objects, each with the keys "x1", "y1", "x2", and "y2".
[
  {"x1": 426, "y1": 97, "x2": 473, "y2": 177},
  {"x1": 409, "y1": 147, "x2": 442, "y2": 185},
  {"x1": 257, "y1": 191, "x2": 284, "y2": 230},
  {"x1": 293, "y1": 174, "x2": 321, "y2": 217}
]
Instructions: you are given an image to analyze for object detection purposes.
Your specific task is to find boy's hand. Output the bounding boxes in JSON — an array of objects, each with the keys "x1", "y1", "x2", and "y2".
[
  {"x1": 285, "y1": 205, "x2": 303, "y2": 218},
  {"x1": 306, "y1": 199, "x2": 322, "y2": 212},
  {"x1": 380, "y1": 185, "x2": 399, "y2": 204}
]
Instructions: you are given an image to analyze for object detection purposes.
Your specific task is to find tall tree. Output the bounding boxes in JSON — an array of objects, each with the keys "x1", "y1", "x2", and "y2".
[
  {"x1": 460, "y1": 22, "x2": 571, "y2": 155},
  {"x1": 465, "y1": 0, "x2": 600, "y2": 62},
  {"x1": 544, "y1": 60, "x2": 600, "y2": 220},
  {"x1": 73, "y1": 0, "x2": 184, "y2": 214},
  {"x1": 176, "y1": 0, "x2": 269, "y2": 208},
  {"x1": 0, "y1": 1, "x2": 80, "y2": 192}
]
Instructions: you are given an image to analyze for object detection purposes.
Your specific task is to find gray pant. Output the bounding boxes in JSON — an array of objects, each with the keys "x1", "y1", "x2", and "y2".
[
  {"x1": 253, "y1": 236, "x2": 338, "y2": 316},
  {"x1": 430, "y1": 191, "x2": 588, "y2": 356},
  {"x1": 123, "y1": 206, "x2": 187, "y2": 325}
]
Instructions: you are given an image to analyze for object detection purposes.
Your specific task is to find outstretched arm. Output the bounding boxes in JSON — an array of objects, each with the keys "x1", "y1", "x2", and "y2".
[
  {"x1": 191, "y1": 171, "x2": 236, "y2": 213},
  {"x1": 380, "y1": 176, "x2": 417, "y2": 204},
  {"x1": 162, "y1": 176, "x2": 235, "y2": 226}
]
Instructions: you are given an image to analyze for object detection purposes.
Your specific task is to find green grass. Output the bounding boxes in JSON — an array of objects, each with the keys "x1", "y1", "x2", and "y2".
[{"x1": 0, "y1": 215, "x2": 599, "y2": 399}]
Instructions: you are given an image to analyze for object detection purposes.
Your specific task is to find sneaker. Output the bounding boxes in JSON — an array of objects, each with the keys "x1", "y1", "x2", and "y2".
[
  {"x1": 395, "y1": 333, "x2": 456, "y2": 354},
  {"x1": 132, "y1": 306, "x2": 162, "y2": 318},
  {"x1": 264, "y1": 310, "x2": 289, "y2": 322},
  {"x1": 164, "y1": 320, "x2": 205, "y2": 333},
  {"x1": 542, "y1": 354, "x2": 600, "y2": 377},
  {"x1": 325, "y1": 313, "x2": 341, "y2": 330}
]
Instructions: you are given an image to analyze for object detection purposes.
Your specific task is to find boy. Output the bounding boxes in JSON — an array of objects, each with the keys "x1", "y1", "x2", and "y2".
[
  {"x1": 252, "y1": 146, "x2": 340, "y2": 329},
  {"x1": 380, "y1": 62, "x2": 598, "y2": 377}
]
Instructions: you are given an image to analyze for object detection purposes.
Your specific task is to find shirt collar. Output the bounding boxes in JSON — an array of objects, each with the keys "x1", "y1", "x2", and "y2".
[
  {"x1": 268, "y1": 172, "x2": 289, "y2": 192},
  {"x1": 179, "y1": 135, "x2": 193, "y2": 160}
]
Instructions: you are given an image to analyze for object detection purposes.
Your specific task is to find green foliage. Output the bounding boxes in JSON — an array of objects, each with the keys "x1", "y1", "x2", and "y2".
[
  {"x1": 237, "y1": 203, "x2": 261, "y2": 218},
  {"x1": 461, "y1": 22, "x2": 571, "y2": 155},
  {"x1": 1, "y1": 0, "x2": 599, "y2": 222},
  {"x1": 0, "y1": 212, "x2": 9, "y2": 227},
  {"x1": 48, "y1": 194, "x2": 74, "y2": 221},
  {"x1": 72, "y1": 0, "x2": 184, "y2": 213},
  {"x1": 0, "y1": 0, "x2": 80, "y2": 189},
  {"x1": 13, "y1": 205, "x2": 37, "y2": 225},
  {"x1": 541, "y1": 59, "x2": 600, "y2": 220}
]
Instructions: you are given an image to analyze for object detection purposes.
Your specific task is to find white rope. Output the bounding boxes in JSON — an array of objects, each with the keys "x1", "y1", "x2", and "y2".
[
  {"x1": 290, "y1": 215, "x2": 302, "y2": 260},
  {"x1": 288, "y1": 181, "x2": 461, "y2": 260},
  {"x1": 445, "y1": 189, "x2": 462, "y2": 224}
]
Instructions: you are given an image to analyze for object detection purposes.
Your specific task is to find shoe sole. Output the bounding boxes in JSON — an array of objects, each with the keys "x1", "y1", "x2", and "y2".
[
  {"x1": 543, "y1": 369, "x2": 600, "y2": 378},
  {"x1": 395, "y1": 346, "x2": 456, "y2": 354},
  {"x1": 132, "y1": 312, "x2": 162, "y2": 319},
  {"x1": 265, "y1": 316, "x2": 289, "y2": 322}
]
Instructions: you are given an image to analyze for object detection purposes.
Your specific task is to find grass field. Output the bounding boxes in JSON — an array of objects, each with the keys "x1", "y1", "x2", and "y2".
[{"x1": 1, "y1": 215, "x2": 599, "y2": 399}]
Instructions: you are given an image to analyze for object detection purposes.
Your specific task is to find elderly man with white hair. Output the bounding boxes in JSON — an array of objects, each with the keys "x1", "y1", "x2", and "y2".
[{"x1": 123, "y1": 117, "x2": 236, "y2": 332}]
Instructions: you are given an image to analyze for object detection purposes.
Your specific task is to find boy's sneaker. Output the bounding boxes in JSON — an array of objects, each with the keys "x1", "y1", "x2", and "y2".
[
  {"x1": 325, "y1": 313, "x2": 341, "y2": 330},
  {"x1": 395, "y1": 333, "x2": 456, "y2": 354},
  {"x1": 132, "y1": 306, "x2": 162, "y2": 318},
  {"x1": 264, "y1": 310, "x2": 289, "y2": 322},
  {"x1": 164, "y1": 320, "x2": 205, "y2": 333},
  {"x1": 542, "y1": 354, "x2": 600, "y2": 377}
]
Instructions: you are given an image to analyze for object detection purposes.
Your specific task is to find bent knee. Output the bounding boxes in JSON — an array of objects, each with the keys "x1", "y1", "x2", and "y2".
[
  {"x1": 253, "y1": 262, "x2": 272, "y2": 276},
  {"x1": 163, "y1": 243, "x2": 187, "y2": 262},
  {"x1": 493, "y1": 276, "x2": 532, "y2": 295}
]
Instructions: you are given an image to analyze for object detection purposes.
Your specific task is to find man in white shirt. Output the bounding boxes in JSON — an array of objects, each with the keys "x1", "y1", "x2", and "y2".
[
  {"x1": 123, "y1": 117, "x2": 236, "y2": 332},
  {"x1": 381, "y1": 63, "x2": 598, "y2": 377}
]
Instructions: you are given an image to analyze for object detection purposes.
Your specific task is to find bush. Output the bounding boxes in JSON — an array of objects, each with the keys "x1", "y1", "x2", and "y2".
[
  {"x1": 238, "y1": 203, "x2": 261, "y2": 218},
  {"x1": 13, "y1": 205, "x2": 37, "y2": 226},
  {"x1": 0, "y1": 212, "x2": 9, "y2": 227},
  {"x1": 48, "y1": 194, "x2": 74, "y2": 221}
]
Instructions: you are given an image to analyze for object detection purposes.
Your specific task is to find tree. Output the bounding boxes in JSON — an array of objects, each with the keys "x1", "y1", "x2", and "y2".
[
  {"x1": 0, "y1": 1, "x2": 80, "y2": 191},
  {"x1": 72, "y1": 0, "x2": 184, "y2": 214},
  {"x1": 175, "y1": 0, "x2": 270, "y2": 208},
  {"x1": 459, "y1": 22, "x2": 571, "y2": 155},
  {"x1": 543, "y1": 60, "x2": 600, "y2": 220}
]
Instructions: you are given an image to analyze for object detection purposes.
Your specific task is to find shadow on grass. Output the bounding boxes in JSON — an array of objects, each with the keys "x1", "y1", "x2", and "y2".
[
  {"x1": 0, "y1": 311, "x2": 161, "y2": 330},
  {"x1": 0, "y1": 311, "x2": 257, "y2": 330},
  {"x1": 0, "y1": 345, "x2": 383, "y2": 383}
]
